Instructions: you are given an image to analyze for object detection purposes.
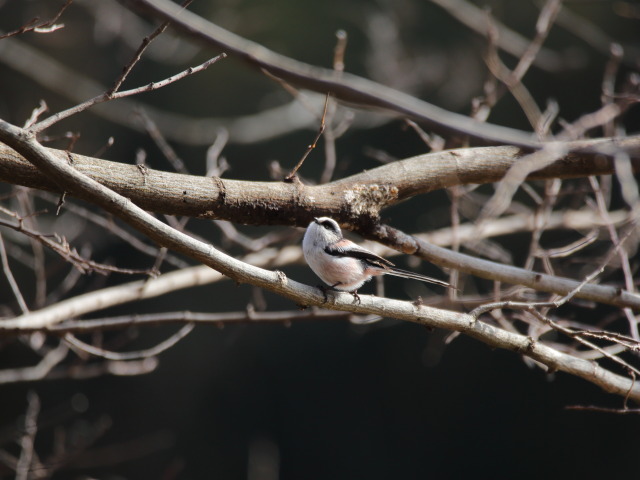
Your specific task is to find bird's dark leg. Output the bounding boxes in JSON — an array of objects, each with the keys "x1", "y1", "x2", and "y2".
[
  {"x1": 317, "y1": 282, "x2": 342, "y2": 303},
  {"x1": 317, "y1": 285, "x2": 330, "y2": 303},
  {"x1": 318, "y1": 283, "x2": 360, "y2": 304},
  {"x1": 350, "y1": 290, "x2": 361, "y2": 305}
]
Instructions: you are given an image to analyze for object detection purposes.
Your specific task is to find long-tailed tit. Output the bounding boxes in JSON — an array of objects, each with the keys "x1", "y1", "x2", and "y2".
[{"x1": 303, "y1": 217, "x2": 451, "y2": 300}]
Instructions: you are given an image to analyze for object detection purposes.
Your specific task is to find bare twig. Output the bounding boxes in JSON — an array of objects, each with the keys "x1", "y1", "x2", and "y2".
[
  {"x1": 0, "y1": 232, "x2": 29, "y2": 314},
  {"x1": 565, "y1": 405, "x2": 640, "y2": 414},
  {"x1": 206, "y1": 129, "x2": 230, "y2": 176},
  {"x1": 32, "y1": 53, "x2": 227, "y2": 133},
  {"x1": 63, "y1": 323, "x2": 194, "y2": 360},
  {"x1": 512, "y1": 0, "x2": 562, "y2": 83},
  {"x1": 528, "y1": 309, "x2": 640, "y2": 378},
  {"x1": 373, "y1": 221, "x2": 640, "y2": 311},
  {"x1": 523, "y1": 179, "x2": 561, "y2": 272},
  {"x1": 47, "y1": 308, "x2": 362, "y2": 333},
  {"x1": 135, "y1": 109, "x2": 187, "y2": 173},
  {"x1": 589, "y1": 175, "x2": 639, "y2": 341},
  {"x1": 34, "y1": 191, "x2": 189, "y2": 269},
  {"x1": 285, "y1": 93, "x2": 330, "y2": 181},
  {"x1": 0, "y1": 0, "x2": 72, "y2": 40},
  {"x1": 542, "y1": 228, "x2": 599, "y2": 258},
  {"x1": 468, "y1": 301, "x2": 640, "y2": 383},
  {"x1": 429, "y1": 0, "x2": 568, "y2": 72},
  {"x1": 602, "y1": 44, "x2": 624, "y2": 137},
  {"x1": 483, "y1": 0, "x2": 562, "y2": 137},
  {"x1": 0, "y1": 358, "x2": 158, "y2": 385},
  {"x1": 0, "y1": 343, "x2": 68, "y2": 384},
  {"x1": 15, "y1": 189, "x2": 48, "y2": 309},
  {"x1": 23, "y1": 100, "x2": 48, "y2": 129},
  {"x1": 15, "y1": 391, "x2": 40, "y2": 480},
  {"x1": 0, "y1": 217, "x2": 155, "y2": 276},
  {"x1": 106, "y1": 0, "x2": 192, "y2": 96}
]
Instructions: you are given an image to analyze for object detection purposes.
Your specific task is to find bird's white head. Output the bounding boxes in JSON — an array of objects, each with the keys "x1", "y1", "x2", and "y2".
[{"x1": 303, "y1": 217, "x2": 343, "y2": 249}]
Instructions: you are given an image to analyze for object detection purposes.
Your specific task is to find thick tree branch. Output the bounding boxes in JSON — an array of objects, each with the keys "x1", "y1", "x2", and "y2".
[
  {"x1": 1, "y1": 137, "x2": 638, "y2": 224},
  {"x1": 0, "y1": 118, "x2": 639, "y2": 402}
]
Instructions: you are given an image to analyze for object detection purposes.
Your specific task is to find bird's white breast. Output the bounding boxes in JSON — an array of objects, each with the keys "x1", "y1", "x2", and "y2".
[{"x1": 303, "y1": 231, "x2": 369, "y2": 290}]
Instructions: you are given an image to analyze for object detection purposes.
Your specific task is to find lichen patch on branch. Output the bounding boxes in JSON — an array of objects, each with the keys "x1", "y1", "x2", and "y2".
[{"x1": 343, "y1": 183, "x2": 399, "y2": 218}]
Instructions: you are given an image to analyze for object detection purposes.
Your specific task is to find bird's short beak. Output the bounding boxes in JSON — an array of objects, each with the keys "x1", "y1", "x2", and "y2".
[{"x1": 313, "y1": 217, "x2": 320, "y2": 224}]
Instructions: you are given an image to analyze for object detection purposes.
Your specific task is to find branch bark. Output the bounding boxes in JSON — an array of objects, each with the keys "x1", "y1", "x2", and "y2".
[{"x1": 1, "y1": 137, "x2": 638, "y2": 224}]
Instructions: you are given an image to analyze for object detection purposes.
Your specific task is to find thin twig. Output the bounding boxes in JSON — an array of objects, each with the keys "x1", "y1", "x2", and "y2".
[
  {"x1": 15, "y1": 189, "x2": 48, "y2": 309},
  {"x1": 135, "y1": 108, "x2": 187, "y2": 173},
  {"x1": 470, "y1": 300, "x2": 640, "y2": 381},
  {"x1": 589, "y1": 175, "x2": 639, "y2": 341},
  {"x1": 108, "y1": 14, "x2": 171, "y2": 96},
  {"x1": 429, "y1": 0, "x2": 566, "y2": 72},
  {"x1": 542, "y1": 228, "x2": 599, "y2": 259},
  {"x1": 601, "y1": 43, "x2": 624, "y2": 137},
  {"x1": 0, "y1": 217, "x2": 155, "y2": 276},
  {"x1": 0, "y1": 0, "x2": 72, "y2": 40},
  {"x1": 35, "y1": 191, "x2": 189, "y2": 269},
  {"x1": 511, "y1": 0, "x2": 562, "y2": 83},
  {"x1": 285, "y1": 93, "x2": 331, "y2": 181},
  {"x1": 565, "y1": 405, "x2": 640, "y2": 414},
  {"x1": 482, "y1": 0, "x2": 562, "y2": 137},
  {"x1": 23, "y1": 100, "x2": 49, "y2": 129},
  {"x1": 523, "y1": 179, "x2": 561, "y2": 272},
  {"x1": 528, "y1": 308, "x2": 640, "y2": 379},
  {"x1": 0, "y1": 343, "x2": 68, "y2": 384},
  {"x1": 0, "y1": 358, "x2": 158, "y2": 385},
  {"x1": 0, "y1": 232, "x2": 29, "y2": 314},
  {"x1": 15, "y1": 391, "x2": 40, "y2": 480},
  {"x1": 46, "y1": 308, "x2": 360, "y2": 333},
  {"x1": 32, "y1": 53, "x2": 227, "y2": 133},
  {"x1": 63, "y1": 323, "x2": 195, "y2": 360}
]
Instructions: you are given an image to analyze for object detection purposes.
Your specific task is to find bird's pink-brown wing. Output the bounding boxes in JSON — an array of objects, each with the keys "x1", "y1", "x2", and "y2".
[{"x1": 324, "y1": 239, "x2": 394, "y2": 270}]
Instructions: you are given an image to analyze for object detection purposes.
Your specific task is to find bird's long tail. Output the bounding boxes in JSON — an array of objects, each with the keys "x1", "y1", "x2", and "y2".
[{"x1": 386, "y1": 267, "x2": 452, "y2": 289}]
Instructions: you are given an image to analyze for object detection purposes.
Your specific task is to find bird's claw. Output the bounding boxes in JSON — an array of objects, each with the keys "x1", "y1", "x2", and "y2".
[
  {"x1": 317, "y1": 285, "x2": 330, "y2": 303},
  {"x1": 351, "y1": 291, "x2": 361, "y2": 305}
]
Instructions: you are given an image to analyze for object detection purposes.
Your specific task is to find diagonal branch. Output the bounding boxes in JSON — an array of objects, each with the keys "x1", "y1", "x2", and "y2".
[
  {"x1": 122, "y1": 0, "x2": 542, "y2": 148},
  {"x1": 0, "y1": 208, "x2": 624, "y2": 333}
]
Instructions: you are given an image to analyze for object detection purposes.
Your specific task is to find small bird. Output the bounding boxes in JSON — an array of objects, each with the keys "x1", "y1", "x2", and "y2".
[{"x1": 302, "y1": 217, "x2": 452, "y2": 301}]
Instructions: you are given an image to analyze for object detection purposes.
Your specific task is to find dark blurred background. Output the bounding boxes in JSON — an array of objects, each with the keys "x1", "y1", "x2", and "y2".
[{"x1": 1, "y1": 0, "x2": 639, "y2": 478}]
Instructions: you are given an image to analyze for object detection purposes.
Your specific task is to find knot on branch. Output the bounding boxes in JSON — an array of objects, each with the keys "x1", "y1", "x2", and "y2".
[
  {"x1": 274, "y1": 270, "x2": 288, "y2": 286},
  {"x1": 343, "y1": 183, "x2": 398, "y2": 220}
]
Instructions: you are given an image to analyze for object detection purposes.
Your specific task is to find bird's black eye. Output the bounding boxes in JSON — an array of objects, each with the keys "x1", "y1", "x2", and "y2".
[{"x1": 321, "y1": 220, "x2": 338, "y2": 233}]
